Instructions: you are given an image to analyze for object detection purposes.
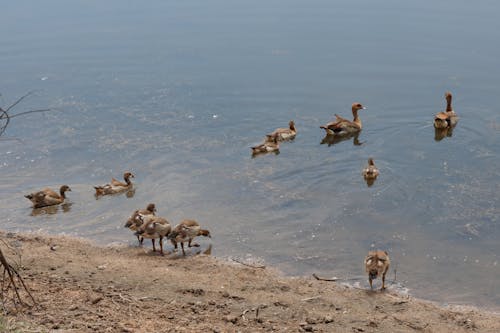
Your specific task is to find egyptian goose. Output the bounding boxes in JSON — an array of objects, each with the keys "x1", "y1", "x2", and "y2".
[
  {"x1": 362, "y1": 158, "x2": 379, "y2": 179},
  {"x1": 251, "y1": 135, "x2": 280, "y2": 155},
  {"x1": 266, "y1": 120, "x2": 297, "y2": 141},
  {"x1": 124, "y1": 203, "x2": 157, "y2": 244},
  {"x1": 320, "y1": 103, "x2": 366, "y2": 135},
  {"x1": 168, "y1": 219, "x2": 211, "y2": 256},
  {"x1": 365, "y1": 250, "x2": 390, "y2": 290},
  {"x1": 94, "y1": 171, "x2": 134, "y2": 196},
  {"x1": 434, "y1": 92, "x2": 458, "y2": 129},
  {"x1": 134, "y1": 215, "x2": 172, "y2": 255},
  {"x1": 24, "y1": 185, "x2": 71, "y2": 209}
]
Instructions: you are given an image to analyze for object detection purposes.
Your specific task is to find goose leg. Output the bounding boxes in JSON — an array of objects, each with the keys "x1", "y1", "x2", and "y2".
[{"x1": 151, "y1": 239, "x2": 156, "y2": 252}]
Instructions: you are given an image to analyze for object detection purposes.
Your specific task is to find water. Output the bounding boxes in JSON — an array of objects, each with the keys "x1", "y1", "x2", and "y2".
[{"x1": 1, "y1": 0, "x2": 499, "y2": 309}]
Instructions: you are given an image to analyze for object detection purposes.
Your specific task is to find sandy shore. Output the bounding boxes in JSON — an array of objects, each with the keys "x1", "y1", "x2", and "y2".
[{"x1": 0, "y1": 231, "x2": 499, "y2": 333}]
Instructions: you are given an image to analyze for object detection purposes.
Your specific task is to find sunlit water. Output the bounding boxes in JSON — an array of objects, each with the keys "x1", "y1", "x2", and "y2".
[{"x1": 1, "y1": 0, "x2": 499, "y2": 310}]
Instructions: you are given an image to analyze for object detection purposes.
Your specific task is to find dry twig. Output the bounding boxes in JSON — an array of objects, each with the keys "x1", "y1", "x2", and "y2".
[
  {"x1": 0, "y1": 91, "x2": 53, "y2": 137},
  {"x1": 312, "y1": 273, "x2": 338, "y2": 281},
  {"x1": 231, "y1": 258, "x2": 266, "y2": 269},
  {"x1": 0, "y1": 246, "x2": 36, "y2": 310}
]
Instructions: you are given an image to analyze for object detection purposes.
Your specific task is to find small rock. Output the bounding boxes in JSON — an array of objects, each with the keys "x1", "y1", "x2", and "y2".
[
  {"x1": 91, "y1": 296, "x2": 103, "y2": 304},
  {"x1": 324, "y1": 315, "x2": 334, "y2": 323},
  {"x1": 212, "y1": 326, "x2": 222, "y2": 333},
  {"x1": 306, "y1": 317, "x2": 318, "y2": 324},
  {"x1": 280, "y1": 285, "x2": 291, "y2": 292},
  {"x1": 224, "y1": 315, "x2": 238, "y2": 324}
]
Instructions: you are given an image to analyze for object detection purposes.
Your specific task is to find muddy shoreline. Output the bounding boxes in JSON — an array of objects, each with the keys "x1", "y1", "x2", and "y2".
[{"x1": 1, "y1": 231, "x2": 499, "y2": 332}]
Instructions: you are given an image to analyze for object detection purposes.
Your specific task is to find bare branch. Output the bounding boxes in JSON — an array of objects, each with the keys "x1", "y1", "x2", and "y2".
[
  {"x1": 8, "y1": 108, "x2": 52, "y2": 118},
  {"x1": 5, "y1": 91, "x2": 36, "y2": 112}
]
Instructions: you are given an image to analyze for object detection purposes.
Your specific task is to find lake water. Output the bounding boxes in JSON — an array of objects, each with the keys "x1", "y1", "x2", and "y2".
[{"x1": 1, "y1": 0, "x2": 499, "y2": 310}]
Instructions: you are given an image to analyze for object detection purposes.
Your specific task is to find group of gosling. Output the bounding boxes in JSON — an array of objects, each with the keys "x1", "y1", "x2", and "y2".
[{"x1": 24, "y1": 92, "x2": 457, "y2": 289}]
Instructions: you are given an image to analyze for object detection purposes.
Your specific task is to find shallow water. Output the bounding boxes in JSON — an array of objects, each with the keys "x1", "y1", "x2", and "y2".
[{"x1": 1, "y1": 0, "x2": 499, "y2": 309}]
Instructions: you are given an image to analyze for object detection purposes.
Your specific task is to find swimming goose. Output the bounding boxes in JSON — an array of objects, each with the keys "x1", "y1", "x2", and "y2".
[
  {"x1": 94, "y1": 171, "x2": 134, "y2": 196},
  {"x1": 251, "y1": 135, "x2": 280, "y2": 155},
  {"x1": 135, "y1": 215, "x2": 172, "y2": 255},
  {"x1": 24, "y1": 185, "x2": 71, "y2": 209},
  {"x1": 362, "y1": 158, "x2": 379, "y2": 179},
  {"x1": 434, "y1": 92, "x2": 458, "y2": 129},
  {"x1": 362, "y1": 158, "x2": 379, "y2": 186},
  {"x1": 320, "y1": 103, "x2": 366, "y2": 135},
  {"x1": 266, "y1": 120, "x2": 297, "y2": 141},
  {"x1": 168, "y1": 219, "x2": 211, "y2": 256},
  {"x1": 365, "y1": 250, "x2": 390, "y2": 290},
  {"x1": 124, "y1": 203, "x2": 157, "y2": 244}
]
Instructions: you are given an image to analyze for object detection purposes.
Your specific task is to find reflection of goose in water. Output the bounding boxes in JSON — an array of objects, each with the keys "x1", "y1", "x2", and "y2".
[
  {"x1": 434, "y1": 126, "x2": 455, "y2": 142},
  {"x1": 320, "y1": 131, "x2": 363, "y2": 147},
  {"x1": 30, "y1": 202, "x2": 72, "y2": 216}
]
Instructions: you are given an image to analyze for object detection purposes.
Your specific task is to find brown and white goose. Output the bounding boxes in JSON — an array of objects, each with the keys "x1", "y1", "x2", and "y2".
[
  {"x1": 168, "y1": 219, "x2": 211, "y2": 255},
  {"x1": 134, "y1": 215, "x2": 172, "y2": 255},
  {"x1": 434, "y1": 92, "x2": 458, "y2": 129},
  {"x1": 266, "y1": 120, "x2": 297, "y2": 141},
  {"x1": 24, "y1": 185, "x2": 71, "y2": 209},
  {"x1": 365, "y1": 250, "x2": 390, "y2": 290},
  {"x1": 320, "y1": 103, "x2": 366, "y2": 136},
  {"x1": 251, "y1": 135, "x2": 280, "y2": 155},
  {"x1": 94, "y1": 171, "x2": 134, "y2": 196},
  {"x1": 124, "y1": 203, "x2": 157, "y2": 244}
]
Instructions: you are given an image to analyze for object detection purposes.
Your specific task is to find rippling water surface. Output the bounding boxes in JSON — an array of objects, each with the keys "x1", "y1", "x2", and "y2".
[{"x1": 1, "y1": 0, "x2": 499, "y2": 309}]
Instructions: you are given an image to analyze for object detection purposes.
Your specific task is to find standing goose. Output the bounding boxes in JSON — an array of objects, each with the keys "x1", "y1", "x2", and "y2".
[
  {"x1": 124, "y1": 203, "x2": 157, "y2": 244},
  {"x1": 266, "y1": 120, "x2": 297, "y2": 141},
  {"x1": 168, "y1": 219, "x2": 211, "y2": 256},
  {"x1": 25, "y1": 185, "x2": 71, "y2": 208},
  {"x1": 434, "y1": 92, "x2": 458, "y2": 129},
  {"x1": 94, "y1": 171, "x2": 134, "y2": 196},
  {"x1": 134, "y1": 215, "x2": 172, "y2": 255},
  {"x1": 365, "y1": 250, "x2": 390, "y2": 290},
  {"x1": 320, "y1": 103, "x2": 366, "y2": 136}
]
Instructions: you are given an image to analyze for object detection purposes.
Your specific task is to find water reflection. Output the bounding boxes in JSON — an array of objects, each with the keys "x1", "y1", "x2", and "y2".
[
  {"x1": 364, "y1": 177, "x2": 377, "y2": 187},
  {"x1": 320, "y1": 132, "x2": 363, "y2": 147},
  {"x1": 434, "y1": 126, "x2": 455, "y2": 141},
  {"x1": 30, "y1": 202, "x2": 72, "y2": 216}
]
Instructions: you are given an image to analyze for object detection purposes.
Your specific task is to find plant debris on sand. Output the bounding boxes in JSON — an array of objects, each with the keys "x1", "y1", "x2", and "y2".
[{"x1": 1, "y1": 231, "x2": 499, "y2": 332}]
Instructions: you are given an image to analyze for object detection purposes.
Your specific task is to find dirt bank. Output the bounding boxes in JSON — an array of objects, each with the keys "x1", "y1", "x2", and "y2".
[{"x1": 0, "y1": 231, "x2": 499, "y2": 332}]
